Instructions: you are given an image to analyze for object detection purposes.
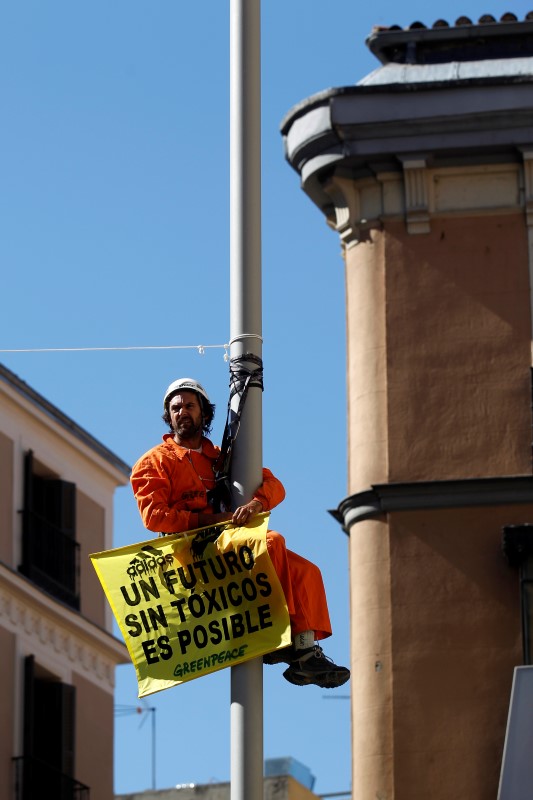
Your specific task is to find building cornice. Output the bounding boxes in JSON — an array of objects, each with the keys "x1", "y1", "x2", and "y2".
[
  {"x1": 281, "y1": 76, "x2": 533, "y2": 223},
  {"x1": 0, "y1": 561, "x2": 128, "y2": 692},
  {"x1": 330, "y1": 475, "x2": 533, "y2": 534}
]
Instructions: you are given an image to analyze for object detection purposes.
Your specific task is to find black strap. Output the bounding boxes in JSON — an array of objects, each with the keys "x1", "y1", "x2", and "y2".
[
  {"x1": 217, "y1": 354, "x2": 263, "y2": 474},
  {"x1": 208, "y1": 353, "x2": 263, "y2": 511}
]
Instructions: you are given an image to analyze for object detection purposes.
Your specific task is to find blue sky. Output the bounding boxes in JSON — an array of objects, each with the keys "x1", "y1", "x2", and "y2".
[{"x1": 0, "y1": 0, "x2": 527, "y2": 795}]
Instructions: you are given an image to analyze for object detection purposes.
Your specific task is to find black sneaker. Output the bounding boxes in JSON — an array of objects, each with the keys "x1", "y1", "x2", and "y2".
[
  {"x1": 263, "y1": 645, "x2": 294, "y2": 665},
  {"x1": 283, "y1": 645, "x2": 350, "y2": 689}
]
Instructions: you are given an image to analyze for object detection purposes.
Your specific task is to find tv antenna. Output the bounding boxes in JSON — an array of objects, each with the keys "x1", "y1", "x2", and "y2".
[{"x1": 115, "y1": 702, "x2": 157, "y2": 789}]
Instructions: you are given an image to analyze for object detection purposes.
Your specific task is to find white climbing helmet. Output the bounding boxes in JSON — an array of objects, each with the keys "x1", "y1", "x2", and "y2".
[{"x1": 163, "y1": 378, "x2": 210, "y2": 410}]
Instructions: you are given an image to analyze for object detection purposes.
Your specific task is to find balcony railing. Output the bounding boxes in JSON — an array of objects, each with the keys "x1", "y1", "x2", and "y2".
[
  {"x1": 20, "y1": 513, "x2": 80, "y2": 609},
  {"x1": 12, "y1": 756, "x2": 90, "y2": 800}
]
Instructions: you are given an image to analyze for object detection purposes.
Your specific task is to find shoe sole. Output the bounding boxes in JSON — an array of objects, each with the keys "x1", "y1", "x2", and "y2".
[
  {"x1": 263, "y1": 647, "x2": 293, "y2": 665},
  {"x1": 283, "y1": 666, "x2": 350, "y2": 689}
]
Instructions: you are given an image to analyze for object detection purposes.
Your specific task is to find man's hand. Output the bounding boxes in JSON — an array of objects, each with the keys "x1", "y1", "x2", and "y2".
[
  {"x1": 197, "y1": 511, "x2": 233, "y2": 528},
  {"x1": 231, "y1": 499, "x2": 263, "y2": 527}
]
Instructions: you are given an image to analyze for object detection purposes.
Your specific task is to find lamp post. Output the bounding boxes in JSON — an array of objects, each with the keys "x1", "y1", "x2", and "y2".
[{"x1": 229, "y1": 2, "x2": 263, "y2": 800}]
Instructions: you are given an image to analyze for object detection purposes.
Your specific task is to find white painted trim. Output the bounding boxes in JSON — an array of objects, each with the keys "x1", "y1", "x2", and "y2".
[{"x1": 0, "y1": 565, "x2": 128, "y2": 698}]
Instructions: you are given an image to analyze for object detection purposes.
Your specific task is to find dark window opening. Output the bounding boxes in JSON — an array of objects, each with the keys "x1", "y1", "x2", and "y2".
[
  {"x1": 13, "y1": 655, "x2": 90, "y2": 800},
  {"x1": 503, "y1": 523, "x2": 533, "y2": 664},
  {"x1": 19, "y1": 450, "x2": 80, "y2": 609}
]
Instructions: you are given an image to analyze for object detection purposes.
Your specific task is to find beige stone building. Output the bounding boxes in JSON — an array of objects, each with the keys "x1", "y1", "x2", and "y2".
[
  {"x1": 0, "y1": 363, "x2": 130, "y2": 799},
  {"x1": 282, "y1": 11, "x2": 533, "y2": 800}
]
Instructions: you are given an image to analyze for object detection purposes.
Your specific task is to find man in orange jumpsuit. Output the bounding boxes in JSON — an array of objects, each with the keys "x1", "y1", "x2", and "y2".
[{"x1": 130, "y1": 377, "x2": 350, "y2": 689}]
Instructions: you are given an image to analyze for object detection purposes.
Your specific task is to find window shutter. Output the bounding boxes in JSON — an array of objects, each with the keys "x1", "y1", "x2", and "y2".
[
  {"x1": 22, "y1": 655, "x2": 35, "y2": 760},
  {"x1": 51, "y1": 479, "x2": 76, "y2": 539},
  {"x1": 22, "y1": 451, "x2": 34, "y2": 539},
  {"x1": 34, "y1": 680, "x2": 76, "y2": 777}
]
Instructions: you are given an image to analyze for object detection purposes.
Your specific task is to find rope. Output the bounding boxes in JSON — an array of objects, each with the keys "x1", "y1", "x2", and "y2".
[{"x1": 0, "y1": 343, "x2": 228, "y2": 355}]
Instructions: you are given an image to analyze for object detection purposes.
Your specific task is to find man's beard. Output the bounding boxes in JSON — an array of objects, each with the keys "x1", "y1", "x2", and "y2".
[{"x1": 175, "y1": 418, "x2": 202, "y2": 440}]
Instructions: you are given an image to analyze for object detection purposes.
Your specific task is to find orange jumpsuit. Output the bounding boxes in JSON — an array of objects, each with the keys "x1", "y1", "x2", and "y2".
[{"x1": 131, "y1": 434, "x2": 332, "y2": 640}]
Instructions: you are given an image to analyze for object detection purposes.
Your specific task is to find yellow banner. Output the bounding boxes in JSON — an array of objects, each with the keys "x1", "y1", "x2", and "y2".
[{"x1": 90, "y1": 515, "x2": 291, "y2": 697}]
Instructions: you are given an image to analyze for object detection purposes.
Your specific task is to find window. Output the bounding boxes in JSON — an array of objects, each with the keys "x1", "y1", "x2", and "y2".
[
  {"x1": 503, "y1": 523, "x2": 533, "y2": 663},
  {"x1": 12, "y1": 656, "x2": 89, "y2": 800},
  {"x1": 19, "y1": 451, "x2": 80, "y2": 609}
]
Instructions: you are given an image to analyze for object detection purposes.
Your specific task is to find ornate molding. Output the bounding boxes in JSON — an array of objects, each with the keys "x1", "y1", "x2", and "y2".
[
  {"x1": 323, "y1": 175, "x2": 382, "y2": 249},
  {"x1": 400, "y1": 156, "x2": 431, "y2": 234},
  {"x1": 0, "y1": 568, "x2": 127, "y2": 692},
  {"x1": 322, "y1": 159, "x2": 528, "y2": 250}
]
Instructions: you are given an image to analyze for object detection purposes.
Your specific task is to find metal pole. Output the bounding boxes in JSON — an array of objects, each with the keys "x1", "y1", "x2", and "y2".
[
  {"x1": 229, "y1": 2, "x2": 263, "y2": 800},
  {"x1": 151, "y1": 708, "x2": 156, "y2": 790}
]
